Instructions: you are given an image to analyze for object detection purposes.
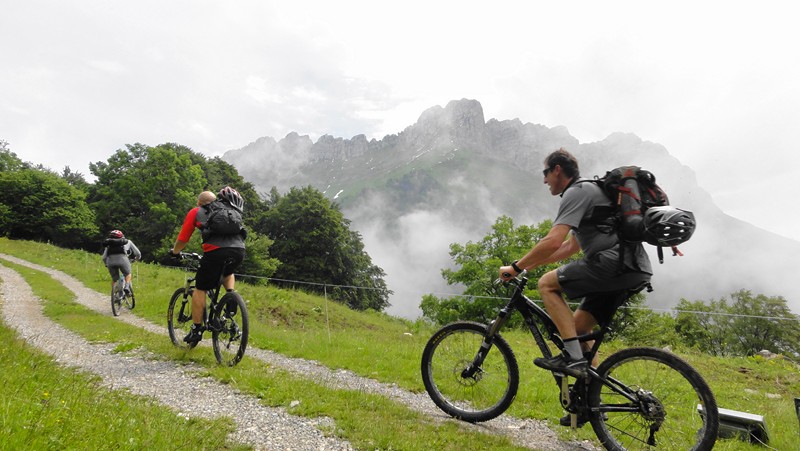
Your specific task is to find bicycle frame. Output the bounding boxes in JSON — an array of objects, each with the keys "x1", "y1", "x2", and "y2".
[
  {"x1": 467, "y1": 276, "x2": 567, "y2": 375},
  {"x1": 179, "y1": 252, "x2": 245, "y2": 327},
  {"x1": 114, "y1": 278, "x2": 125, "y2": 298},
  {"x1": 470, "y1": 274, "x2": 650, "y2": 409},
  {"x1": 179, "y1": 262, "x2": 222, "y2": 328}
]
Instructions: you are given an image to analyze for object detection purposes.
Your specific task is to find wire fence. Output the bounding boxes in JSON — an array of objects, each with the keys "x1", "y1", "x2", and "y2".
[{"x1": 212, "y1": 268, "x2": 800, "y2": 323}]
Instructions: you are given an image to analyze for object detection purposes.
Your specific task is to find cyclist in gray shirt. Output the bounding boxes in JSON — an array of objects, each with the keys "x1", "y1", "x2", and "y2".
[
  {"x1": 102, "y1": 229, "x2": 142, "y2": 295},
  {"x1": 499, "y1": 148, "x2": 652, "y2": 381}
]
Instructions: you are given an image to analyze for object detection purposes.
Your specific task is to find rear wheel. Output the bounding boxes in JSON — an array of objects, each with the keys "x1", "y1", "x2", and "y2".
[
  {"x1": 420, "y1": 321, "x2": 519, "y2": 422},
  {"x1": 211, "y1": 292, "x2": 248, "y2": 366},
  {"x1": 111, "y1": 280, "x2": 123, "y2": 316},
  {"x1": 167, "y1": 288, "x2": 196, "y2": 349},
  {"x1": 588, "y1": 347, "x2": 719, "y2": 450}
]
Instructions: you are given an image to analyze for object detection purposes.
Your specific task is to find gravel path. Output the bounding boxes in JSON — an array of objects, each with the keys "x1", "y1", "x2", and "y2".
[{"x1": 0, "y1": 254, "x2": 594, "y2": 450}]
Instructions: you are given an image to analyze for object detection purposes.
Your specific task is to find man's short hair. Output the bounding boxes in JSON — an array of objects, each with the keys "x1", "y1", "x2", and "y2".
[{"x1": 544, "y1": 148, "x2": 580, "y2": 178}]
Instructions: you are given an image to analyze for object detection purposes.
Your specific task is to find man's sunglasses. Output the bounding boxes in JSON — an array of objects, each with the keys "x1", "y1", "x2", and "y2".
[{"x1": 542, "y1": 167, "x2": 553, "y2": 176}]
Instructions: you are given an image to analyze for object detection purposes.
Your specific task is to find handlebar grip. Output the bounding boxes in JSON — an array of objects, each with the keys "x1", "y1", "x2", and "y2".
[{"x1": 178, "y1": 252, "x2": 201, "y2": 261}]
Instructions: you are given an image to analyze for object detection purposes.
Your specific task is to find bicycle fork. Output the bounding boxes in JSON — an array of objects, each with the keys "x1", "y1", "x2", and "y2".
[{"x1": 462, "y1": 306, "x2": 513, "y2": 379}]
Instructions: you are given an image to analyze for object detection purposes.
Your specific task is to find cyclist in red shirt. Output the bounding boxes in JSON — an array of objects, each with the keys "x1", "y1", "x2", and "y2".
[{"x1": 170, "y1": 187, "x2": 246, "y2": 344}]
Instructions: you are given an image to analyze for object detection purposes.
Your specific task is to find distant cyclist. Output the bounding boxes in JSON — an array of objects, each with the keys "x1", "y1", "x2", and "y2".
[
  {"x1": 170, "y1": 187, "x2": 247, "y2": 345},
  {"x1": 102, "y1": 229, "x2": 142, "y2": 295}
]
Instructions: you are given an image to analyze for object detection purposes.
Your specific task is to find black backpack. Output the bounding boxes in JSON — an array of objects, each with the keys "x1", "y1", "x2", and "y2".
[
  {"x1": 200, "y1": 200, "x2": 244, "y2": 238},
  {"x1": 103, "y1": 238, "x2": 128, "y2": 255},
  {"x1": 583, "y1": 165, "x2": 692, "y2": 264}
]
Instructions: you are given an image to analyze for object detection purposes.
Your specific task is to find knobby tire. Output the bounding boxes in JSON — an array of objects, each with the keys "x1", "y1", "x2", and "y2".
[
  {"x1": 211, "y1": 292, "x2": 248, "y2": 366},
  {"x1": 167, "y1": 287, "x2": 197, "y2": 349},
  {"x1": 588, "y1": 347, "x2": 719, "y2": 451},
  {"x1": 420, "y1": 321, "x2": 519, "y2": 422}
]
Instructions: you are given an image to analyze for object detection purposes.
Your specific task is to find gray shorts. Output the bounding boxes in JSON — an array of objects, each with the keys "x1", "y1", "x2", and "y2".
[
  {"x1": 557, "y1": 247, "x2": 651, "y2": 325},
  {"x1": 106, "y1": 262, "x2": 131, "y2": 282}
]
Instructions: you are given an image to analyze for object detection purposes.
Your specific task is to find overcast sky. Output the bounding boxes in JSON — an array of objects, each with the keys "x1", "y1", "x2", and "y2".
[{"x1": 2, "y1": 1, "x2": 797, "y2": 240}]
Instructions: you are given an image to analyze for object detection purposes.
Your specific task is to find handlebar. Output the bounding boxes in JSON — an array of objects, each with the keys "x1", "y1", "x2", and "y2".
[
  {"x1": 495, "y1": 269, "x2": 528, "y2": 287},
  {"x1": 178, "y1": 252, "x2": 201, "y2": 261}
]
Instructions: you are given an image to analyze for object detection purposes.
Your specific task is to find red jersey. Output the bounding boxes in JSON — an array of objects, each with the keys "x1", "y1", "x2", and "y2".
[{"x1": 177, "y1": 207, "x2": 221, "y2": 253}]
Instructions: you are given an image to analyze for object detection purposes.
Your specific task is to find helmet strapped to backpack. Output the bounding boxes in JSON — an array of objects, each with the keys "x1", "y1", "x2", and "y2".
[
  {"x1": 643, "y1": 206, "x2": 696, "y2": 247},
  {"x1": 218, "y1": 186, "x2": 244, "y2": 212}
]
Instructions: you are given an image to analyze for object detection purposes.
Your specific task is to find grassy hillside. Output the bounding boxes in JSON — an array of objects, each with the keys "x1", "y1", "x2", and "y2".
[{"x1": 1, "y1": 237, "x2": 798, "y2": 449}]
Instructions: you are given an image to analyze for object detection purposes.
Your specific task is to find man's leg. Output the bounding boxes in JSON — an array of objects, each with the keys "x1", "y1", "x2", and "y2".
[
  {"x1": 535, "y1": 270, "x2": 588, "y2": 378},
  {"x1": 574, "y1": 309, "x2": 599, "y2": 366},
  {"x1": 221, "y1": 273, "x2": 235, "y2": 291},
  {"x1": 121, "y1": 271, "x2": 132, "y2": 293},
  {"x1": 538, "y1": 270, "x2": 576, "y2": 339},
  {"x1": 183, "y1": 288, "x2": 207, "y2": 344},
  {"x1": 191, "y1": 288, "x2": 206, "y2": 324}
]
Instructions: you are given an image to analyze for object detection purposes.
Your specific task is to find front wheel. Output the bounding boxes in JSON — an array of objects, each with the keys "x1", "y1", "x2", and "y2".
[
  {"x1": 588, "y1": 347, "x2": 719, "y2": 451},
  {"x1": 211, "y1": 292, "x2": 249, "y2": 366},
  {"x1": 167, "y1": 288, "x2": 196, "y2": 349},
  {"x1": 420, "y1": 321, "x2": 519, "y2": 422},
  {"x1": 124, "y1": 288, "x2": 135, "y2": 310}
]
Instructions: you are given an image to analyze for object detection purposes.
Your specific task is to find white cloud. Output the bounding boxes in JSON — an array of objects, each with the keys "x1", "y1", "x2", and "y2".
[
  {"x1": 0, "y1": 0, "x2": 797, "y2": 241},
  {"x1": 86, "y1": 60, "x2": 127, "y2": 74}
]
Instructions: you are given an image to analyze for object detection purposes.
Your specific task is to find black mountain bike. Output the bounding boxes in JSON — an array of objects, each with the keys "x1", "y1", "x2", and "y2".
[
  {"x1": 167, "y1": 252, "x2": 249, "y2": 366},
  {"x1": 421, "y1": 272, "x2": 719, "y2": 450},
  {"x1": 110, "y1": 261, "x2": 136, "y2": 316}
]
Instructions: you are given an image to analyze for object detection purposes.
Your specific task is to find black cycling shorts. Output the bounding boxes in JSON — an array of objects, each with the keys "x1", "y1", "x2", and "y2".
[
  {"x1": 195, "y1": 247, "x2": 246, "y2": 291},
  {"x1": 557, "y1": 248, "x2": 650, "y2": 325}
]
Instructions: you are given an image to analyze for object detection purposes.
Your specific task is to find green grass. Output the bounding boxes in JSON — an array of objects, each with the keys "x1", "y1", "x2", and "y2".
[
  {"x1": 1, "y1": 237, "x2": 798, "y2": 449},
  {"x1": 0, "y1": 242, "x2": 527, "y2": 450},
  {"x1": 0, "y1": 270, "x2": 239, "y2": 450}
]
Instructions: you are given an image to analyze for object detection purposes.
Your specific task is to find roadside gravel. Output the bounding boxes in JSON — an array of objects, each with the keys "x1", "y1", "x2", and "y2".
[{"x1": 0, "y1": 254, "x2": 595, "y2": 450}]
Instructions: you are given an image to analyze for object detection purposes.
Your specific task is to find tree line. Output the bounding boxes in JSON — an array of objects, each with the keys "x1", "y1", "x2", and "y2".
[
  {"x1": 0, "y1": 140, "x2": 390, "y2": 311},
  {"x1": 4, "y1": 138, "x2": 799, "y2": 356},
  {"x1": 421, "y1": 215, "x2": 800, "y2": 358}
]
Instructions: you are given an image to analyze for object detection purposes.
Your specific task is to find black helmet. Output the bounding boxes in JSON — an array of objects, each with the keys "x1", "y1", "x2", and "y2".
[
  {"x1": 643, "y1": 206, "x2": 696, "y2": 247},
  {"x1": 108, "y1": 229, "x2": 124, "y2": 239},
  {"x1": 218, "y1": 186, "x2": 244, "y2": 212}
]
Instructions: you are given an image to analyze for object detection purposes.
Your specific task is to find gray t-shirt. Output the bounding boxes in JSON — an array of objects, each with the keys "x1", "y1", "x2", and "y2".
[{"x1": 555, "y1": 179, "x2": 652, "y2": 274}]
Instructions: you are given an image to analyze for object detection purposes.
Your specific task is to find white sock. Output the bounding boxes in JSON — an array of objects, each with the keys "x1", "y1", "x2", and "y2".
[{"x1": 564, "y1": 339, "x2": 584, "y2": 361}]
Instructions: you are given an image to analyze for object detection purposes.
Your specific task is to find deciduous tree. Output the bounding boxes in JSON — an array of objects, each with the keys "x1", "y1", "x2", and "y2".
[
  {"x1": 421, "y1": 216, "x2": 566, "y2": 326},
  {"x1": 262, "y1": 186, "x2": 390, "y2": 311},
  {"x1": 0, "y1": 168, "x2": 98, "y2": 247}
]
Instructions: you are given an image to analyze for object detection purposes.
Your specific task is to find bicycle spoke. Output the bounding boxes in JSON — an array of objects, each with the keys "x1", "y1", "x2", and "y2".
[
  {"x1": 421, "y1": 322, "x2": 518, "y2": 422},
  {"x1": 589, "y1": 348, "x2": 718, "y2": 451}
]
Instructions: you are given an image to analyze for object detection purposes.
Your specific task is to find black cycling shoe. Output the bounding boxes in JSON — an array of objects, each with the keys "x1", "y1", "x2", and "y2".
[
  {"x1": 534, "y1": 354, "x2": 588, "y2": 378},
  {"x1": 224, "y1": 292, "x2": 238, "y2": 316},
  {"x1": 183, "y1": 324, "x2": 205, "y2": 344}
]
